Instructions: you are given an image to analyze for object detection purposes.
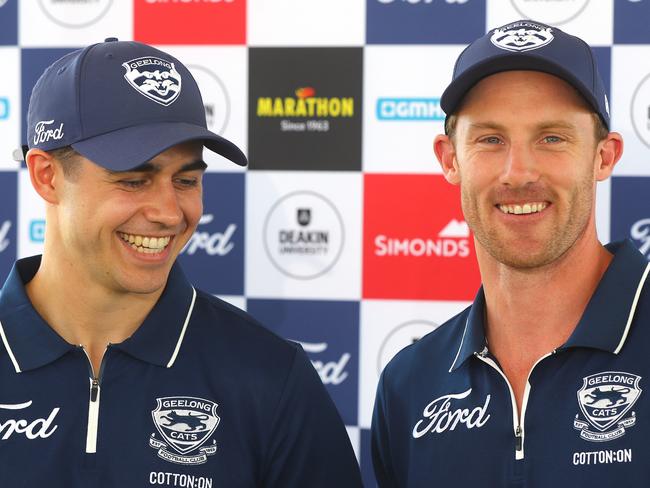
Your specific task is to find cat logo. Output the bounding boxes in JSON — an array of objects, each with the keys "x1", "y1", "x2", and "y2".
[
  {"x1": 149, "y1": 396, "x2": 220, "y2": 465},
  {"x1": 574, "y1": 372, "x2": 642, "y2": 442},
  {"x1": 490, "y1": 21, "x2": 554, "y2": 52},
  {"x1": 123, "y1": 57, "x2": 182, "y2": 106}
]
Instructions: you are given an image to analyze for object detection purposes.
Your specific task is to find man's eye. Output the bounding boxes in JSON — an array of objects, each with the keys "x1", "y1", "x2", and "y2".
[
  {"x1": 120, "y1": 179, "x2": 146, "y2": 189},
  {"x1": 543, "y1": 135, "x2": 562, "y2": 143},
  {"x1": 175, "y1": 177, "x2": 199, "y2": 188},
  {"x1": 481, "y1": 136, "x2": 502, "y2": 144}
]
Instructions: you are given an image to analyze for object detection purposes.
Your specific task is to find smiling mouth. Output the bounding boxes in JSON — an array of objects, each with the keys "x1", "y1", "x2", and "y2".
[
  {"x1": 118, "y1": 233, "x2": 172, "y2": 254},
  {"x1": 497, "y1": 202, "x2": 548, "y2": 215}
]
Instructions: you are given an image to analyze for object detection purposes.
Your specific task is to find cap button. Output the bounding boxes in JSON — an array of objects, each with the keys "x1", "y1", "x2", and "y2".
[{"x1": 104, "y1": 37, "x2": 119, "y2": 42}]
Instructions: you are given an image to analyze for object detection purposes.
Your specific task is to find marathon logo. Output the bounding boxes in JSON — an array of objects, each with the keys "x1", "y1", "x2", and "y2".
[
  {"x1": 574, "y1": 371, "x2": 642, "y2": 442},
  {"x1": 257, "y1": 87, "x2": 354, "y2": 118},
  {"x1": 150, "y1": 397, "x2": 220, "y2": 465}
]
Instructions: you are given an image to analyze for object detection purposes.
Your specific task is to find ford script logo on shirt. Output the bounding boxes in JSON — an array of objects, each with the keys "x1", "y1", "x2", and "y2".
[
  {"x1": 0, "y1": 400, "x2": 60, "y2": 440},
  {"x1": 412, "y1": 388, "x2": 491, "y2": 438}
]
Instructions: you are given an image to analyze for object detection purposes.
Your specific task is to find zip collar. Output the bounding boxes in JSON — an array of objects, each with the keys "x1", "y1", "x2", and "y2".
[
  {"x1": 449, "y1": 240, "x2": 650, "y2": 372},
  {"x1": 0, "y1": 255, "x2": 196, "y2": 373}
]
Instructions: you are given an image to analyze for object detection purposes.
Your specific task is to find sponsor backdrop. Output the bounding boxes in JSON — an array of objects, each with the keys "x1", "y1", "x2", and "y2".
[{"x1": 3, "y1": 0, "x2": 650, "y2": 485}]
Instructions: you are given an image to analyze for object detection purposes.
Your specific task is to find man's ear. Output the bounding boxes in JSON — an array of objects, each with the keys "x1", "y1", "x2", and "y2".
[
  {"x1": 595, "y1": 132, "x2": 624, "y2": 182},
  {"x1": 434, "y1": 134, "x2": 460, "y2": 185},
  {"x1": 25, "y1": 149, "x2": 61, "y2": 204}
]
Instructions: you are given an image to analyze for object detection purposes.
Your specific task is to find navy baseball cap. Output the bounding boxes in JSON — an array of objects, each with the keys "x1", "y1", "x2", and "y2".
[
  {"x1": 441, "y1": 20, "x2": 610, "y2": 130},
  {"x1": 26, "y1": 38, "x2": 247, "y2": 170}
]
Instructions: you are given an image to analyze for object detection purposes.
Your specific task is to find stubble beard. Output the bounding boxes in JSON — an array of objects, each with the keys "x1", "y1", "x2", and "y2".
[{"x1": 461, "y1": 174, "x2": 595, "y2": 271}]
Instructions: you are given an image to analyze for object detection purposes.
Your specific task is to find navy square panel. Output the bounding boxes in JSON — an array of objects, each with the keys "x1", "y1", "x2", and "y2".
[
  {"x1": 0, "y1": 0, "x2": 17, "y2": 45},
  {"x1": 360, "y1": 428, "x2": 377, "y2": 488},
  {"x1": 177, "y1": 172, "x2": 245, "y2": 295},
  {"x1": 366, "y1": 0, "x2": 486, "y2": 44},
  {"x1": 611, "y1": 176, "x2": 650, "y2": 260},
  {"x1": 247, "y1": 299, "x2": 360, "y2": 425},
  {"x1": 21, "y1": 48, "x2": 77, "y2": 151},
  {"x1": 0, "y1": 171, "x2": 17, "y2": 283},
  {"x1": 592, "y1": 46, "x2": 611, "y2": 104},
  {"x1": 615, "y1": 0, "x2": 650, "y2": 43}
]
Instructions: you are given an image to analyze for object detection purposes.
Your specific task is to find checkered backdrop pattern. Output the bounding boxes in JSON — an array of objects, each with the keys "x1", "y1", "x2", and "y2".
[{"x1": 1, "y1": 1, "x2": 650, "y2": 485}]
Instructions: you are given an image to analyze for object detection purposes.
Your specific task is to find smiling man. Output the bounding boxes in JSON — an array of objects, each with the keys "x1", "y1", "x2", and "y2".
[
  {"x1": 372, "y1": 20, "x2": 650, "y2": 487},
  {"x1": 0, "y1": 39, "x2": 362, "y2": 487}
]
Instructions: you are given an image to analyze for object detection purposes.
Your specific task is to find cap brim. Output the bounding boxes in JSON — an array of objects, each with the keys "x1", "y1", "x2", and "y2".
[
  {"x1": 440, "y1": 53, "x2": 599, "y2": 118},
  {"x1": 72, "y1": 122, "x2": 247, "y2": 171}
]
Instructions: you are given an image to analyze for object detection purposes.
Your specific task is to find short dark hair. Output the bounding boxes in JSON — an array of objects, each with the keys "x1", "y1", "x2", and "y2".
[
  {"x1": 444, "y1": 112, "x2": 609, "y2": 143},
  {"x1": 48, "y1": 146, "x2": 82, "y2": 180}
]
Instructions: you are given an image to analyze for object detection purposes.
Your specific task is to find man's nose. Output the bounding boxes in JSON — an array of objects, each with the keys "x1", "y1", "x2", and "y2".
[
  {"x1": 143, "y1": 181, "x2": 183, "y2": 227},
  {"x1": 499, "y1": 142, "x2": 541, "y2": 187}
]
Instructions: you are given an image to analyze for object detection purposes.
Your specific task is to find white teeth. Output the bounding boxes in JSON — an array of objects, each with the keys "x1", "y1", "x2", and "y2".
[
  {"x1": 119, "y1": 233, "x2": 171, "y2": 254},
  {"x1": 498, "y1": 202, "x2": 547, "y2": 215}
]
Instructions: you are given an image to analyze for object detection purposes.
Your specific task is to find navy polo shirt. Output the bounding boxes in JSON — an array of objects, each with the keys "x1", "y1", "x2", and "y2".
[
  {"x1": 372, "y1": 240, "x2": 650, "y2": 487},
  {"x1": 0, "y1": 256, "x2": 362, "y2": 488}
]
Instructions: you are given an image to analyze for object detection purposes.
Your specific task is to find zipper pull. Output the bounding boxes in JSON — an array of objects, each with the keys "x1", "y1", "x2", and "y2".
[
  {"x1": 515, "y1": 425, "x2": 523, "y2": 452},
  {"x1": 90, "y1": 378, "x2": 99, "y2": 402}
]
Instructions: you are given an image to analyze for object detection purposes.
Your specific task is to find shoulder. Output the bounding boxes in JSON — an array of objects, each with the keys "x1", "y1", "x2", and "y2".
[
  {"x1": 380, "y1": 305, "x2": 472, "y2": 390},
  {"x1": 186, "y1": 289, "x2": 302, "y2": 370}
]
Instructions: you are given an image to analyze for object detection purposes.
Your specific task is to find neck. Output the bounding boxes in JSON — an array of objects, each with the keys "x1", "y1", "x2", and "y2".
[
  {"x1": 478, "y1": 229, "x2": 612, "y2": 369},
  {"x1": 25, "y1": 252, "x2": 161, "y2": 371},
  {"x1": 479, "y1": 233, "x2": 611, "y2": 352}
]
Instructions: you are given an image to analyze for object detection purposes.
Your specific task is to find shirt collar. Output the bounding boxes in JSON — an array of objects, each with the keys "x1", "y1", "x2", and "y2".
[
  {"x1": 0, "y1": 255, "x2": 196, "y2": 373},
  {"x1": 449, "y1": 240, "x2": 650, "y2": 372}
]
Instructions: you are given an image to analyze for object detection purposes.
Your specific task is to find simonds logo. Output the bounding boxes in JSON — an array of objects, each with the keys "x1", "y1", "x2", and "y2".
[{"x1": 374, "y1": 219, "x2": 470, "y2": 258}]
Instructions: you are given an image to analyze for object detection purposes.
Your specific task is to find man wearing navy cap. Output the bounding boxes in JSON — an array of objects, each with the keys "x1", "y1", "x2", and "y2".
[
  {"x1": 372, "y1": 20, "x2": 650, "y2": 486},
  {"x1": 0, "y1": 38, "x2": 362, "y2": 487}
]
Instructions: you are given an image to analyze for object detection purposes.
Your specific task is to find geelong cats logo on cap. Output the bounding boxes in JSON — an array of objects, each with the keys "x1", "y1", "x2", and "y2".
[
  {"x1": 123, "y1": 56, "x2": 182, "y2": 106},
  {"x1": 490, "y1": 22, "x2": 554, "y2": 52},
  {"x1": 149, "y1": 396, "x2": 219, "y2": 465}
]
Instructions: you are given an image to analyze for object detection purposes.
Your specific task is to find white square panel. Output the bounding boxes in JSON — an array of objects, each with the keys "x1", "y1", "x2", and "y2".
[
  {"x1": 486, "y1": 0, "x2": 613, "y2": 46},
  {"x1": 358, "y1": 298, "x2": 470, "y2": 429},
  {"x1": 0, "y1": 47, "x2": 20, "y2": 170},
  {"x1": 215, "y1": 295, "x2": 246, "y2": 312},
  {"x1": 363, "y1": 45, "x2": 464, "y2": 173},
  {"x1": 20, "y1": 0, "x2": 133, "y2": 47},
  {"x1": 162, "y1": 46, "x2": 248, "y2": 172},
  {"x1": 346, "y1": 425, "x2": 361, "y2": 463},
  {"x1": 611, "y1": 45, "x2": 650, "y2": 176},
  {"x1": 248, "y1": 0, "x2": 365, "y2": 46},
  {"x1": 245, "y1": 171, "x2": 362, "y2": 300}
]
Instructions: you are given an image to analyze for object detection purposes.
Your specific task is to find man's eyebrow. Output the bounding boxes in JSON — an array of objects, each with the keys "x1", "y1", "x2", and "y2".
[
  {"x1": 109, "y1": 159, "x2": 207, "y2": 174},
  {"x1": 466, "y1": 122, "x2": 508, "y2": 132},
  {"x1": 466, "y1": 121, "x2": 578, "y2": 132}
]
